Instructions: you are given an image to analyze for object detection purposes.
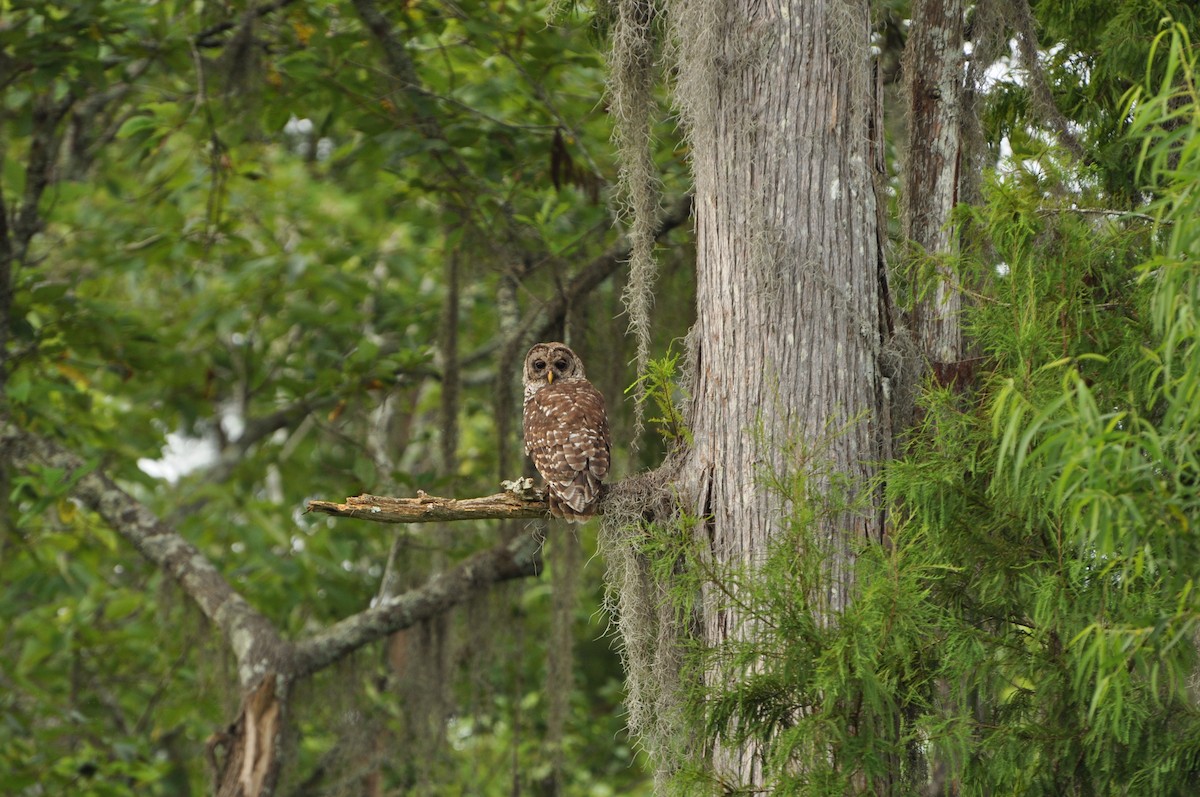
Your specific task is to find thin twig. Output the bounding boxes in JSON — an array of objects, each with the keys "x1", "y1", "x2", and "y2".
[{"x1": 1036, "y1": 206, "x2": 1163, "y2": 224}]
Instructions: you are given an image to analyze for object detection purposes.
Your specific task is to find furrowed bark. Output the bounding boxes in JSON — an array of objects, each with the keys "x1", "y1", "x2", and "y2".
[{"x1": 671, "y1": 0, "x2": 886, "y2": 786}]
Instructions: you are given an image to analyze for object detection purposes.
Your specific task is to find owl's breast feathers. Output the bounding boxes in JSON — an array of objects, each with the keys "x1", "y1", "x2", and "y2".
[{"x1": 523, "y1": 379, "x2": 611, "y2": 521}]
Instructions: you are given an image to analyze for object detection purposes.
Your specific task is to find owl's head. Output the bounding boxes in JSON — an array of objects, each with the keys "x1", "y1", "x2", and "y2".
[{"x1": 523, "y1": 342, "x2": 585, "y2": 387}]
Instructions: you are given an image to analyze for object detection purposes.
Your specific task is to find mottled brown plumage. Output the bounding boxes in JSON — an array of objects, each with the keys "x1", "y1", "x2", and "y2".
[{"x1": 522, "y1": 343, "x2": 611, "y2": 522}]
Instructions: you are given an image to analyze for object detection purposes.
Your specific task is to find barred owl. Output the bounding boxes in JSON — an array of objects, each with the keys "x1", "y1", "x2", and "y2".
[{"x1": 522, "y1": 342, "x2": 611, "y2": 523}]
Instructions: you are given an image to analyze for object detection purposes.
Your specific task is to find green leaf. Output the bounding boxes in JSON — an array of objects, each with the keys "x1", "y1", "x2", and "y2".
[{"x1": 115, "y1": 115, "x2": 156, "y2": 139}]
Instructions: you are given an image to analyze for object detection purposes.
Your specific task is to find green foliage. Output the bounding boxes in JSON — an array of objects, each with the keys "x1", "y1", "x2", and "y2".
[
  {"x1": 626, "y1": 344, "x2": 691, "y2": 449},
  {"x1": 685, "y1": 477, "x2": 941, "y2": 793},
  {"x1": 984, "y1": 0, "x2": 1200, "y2": 203},
  {"x1": 9, "y1": 0, "x2": 1199, "y2": 793}
]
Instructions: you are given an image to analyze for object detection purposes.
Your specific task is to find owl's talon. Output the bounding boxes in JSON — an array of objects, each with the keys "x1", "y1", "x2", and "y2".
[{"x1": 501, "y1": 477, "x2": 540, "y2": 501}]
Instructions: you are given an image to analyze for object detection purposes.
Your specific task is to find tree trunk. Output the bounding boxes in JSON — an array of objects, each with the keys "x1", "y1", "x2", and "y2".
[
  {"x1": 902, "y1": 4, "x2": 965, "y2": 792},
  {"x1": 905, "y1": 0, "x2": 965, "y2": 373},
  {"x1": 209, "y1": 677, "x2": 286, "y2": 797},
  {"x1": 673, "y1": 0, "x2": 886, "y2": 785}
]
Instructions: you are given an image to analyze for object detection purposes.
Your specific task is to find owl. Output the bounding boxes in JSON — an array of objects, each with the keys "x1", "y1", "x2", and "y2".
[{"x1": 522, "y1": 342, "x2": 611, "y2": 523}]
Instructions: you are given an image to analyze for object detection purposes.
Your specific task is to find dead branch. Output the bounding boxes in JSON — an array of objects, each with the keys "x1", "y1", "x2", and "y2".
[
  {"x1": 209, "y1": 674, "x2": 282, "y2": 797},
  {"x1": 306, "y1": 486, "x2": 550, "y2": 524}
]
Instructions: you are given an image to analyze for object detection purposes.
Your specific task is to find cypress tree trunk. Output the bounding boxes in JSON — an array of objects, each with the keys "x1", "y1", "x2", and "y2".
[
  {"x1": 905, "y1": 0, "x2": 965, "y2": 372},
  {"x1": 901, "y1": 2, "x2": 965, "y2": 790},
  {"x1": 672, "y1": 0, "x2": 887, "y2": 784}
]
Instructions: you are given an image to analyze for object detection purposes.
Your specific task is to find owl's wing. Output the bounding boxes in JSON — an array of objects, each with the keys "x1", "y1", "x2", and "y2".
[{"x1": 523, "y1": 381, "x2": 610, "y2": 519}]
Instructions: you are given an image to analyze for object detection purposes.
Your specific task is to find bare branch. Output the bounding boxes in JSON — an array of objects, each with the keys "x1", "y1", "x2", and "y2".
[
  {"x1": 534, "y1": 194, "x2": 693, "y2": 344},
  {"x1": 291, "y1": 532, "x2": 542, "y2": 677},
  {"x1": 306, "y1": 489, "x2": 551, "y2": 524},
  {"x1": 1036, "y1": 206, "x2": 1162, "y2": 223}
]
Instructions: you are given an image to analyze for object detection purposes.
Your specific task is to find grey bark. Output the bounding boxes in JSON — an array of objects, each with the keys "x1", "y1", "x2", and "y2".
[
  {"x1": 904, "y1": 0, "x2": 966, "y2": 371},
  {"x1": 673, "y1": 0, "x2": 886, "y2": 785},
  {"x1": 289, "y1": 532, "x2": 540, "y2": 678},
  {"x1": 0, "y1": 423, "x2": 286, "y2": 689}
]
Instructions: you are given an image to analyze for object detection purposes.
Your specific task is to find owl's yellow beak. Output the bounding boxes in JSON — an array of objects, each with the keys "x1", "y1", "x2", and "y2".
[{"x1": 546, "y1": 371, "x2": 554, "y2": 384}]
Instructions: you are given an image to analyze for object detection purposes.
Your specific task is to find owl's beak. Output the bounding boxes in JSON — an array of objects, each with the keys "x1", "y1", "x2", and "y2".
[{"x1": 546, "y1": 371, "x2": 554, "y2": 384}]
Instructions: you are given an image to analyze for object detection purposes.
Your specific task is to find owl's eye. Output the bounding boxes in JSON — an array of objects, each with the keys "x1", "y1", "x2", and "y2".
[
  {"x1": 533, "y1": 360, "x2": 546, "y2": 370},
  {"x1": 555, "y1": 359, "x2": 569, "y2": 370}
]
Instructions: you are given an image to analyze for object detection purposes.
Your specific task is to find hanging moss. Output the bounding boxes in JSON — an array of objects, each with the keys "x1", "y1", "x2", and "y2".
[{"x1": 607, "y1": 0, "x2": 665, "y2": 441}]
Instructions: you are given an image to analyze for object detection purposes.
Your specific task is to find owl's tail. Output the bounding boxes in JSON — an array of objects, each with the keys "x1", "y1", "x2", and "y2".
[{"x1": 547, "y1": 472, "x2": 603, "y2": 523}]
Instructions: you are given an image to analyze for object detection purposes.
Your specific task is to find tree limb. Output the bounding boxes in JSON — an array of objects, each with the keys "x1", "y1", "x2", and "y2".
[
  {"x1": 530, "y1": 194, "x2": 693, "y2": 345},
  {"x1": 1036, "y1": 206, "x2": 1163, "y2": 223},
  {"x1": 211, "y1": 394, "x2": 335, "y2": 476},
  {"x1": 290, "y1": 531, "x2": 542, "y2": 678},
  {"x1": 1, "y1": 95, "x2": 74, "y2": 390},
  {"x1": 1, "y1": 422, "x2": 550, "y2": 680},
  {"x1": 3, "y1": 421, "x2": 550, "y2": 795},
  {"x1": 492, "y1": 194, "x2": 693, "y2": 389},
  {"x1": 14, "y1": 95, "x2": 74, "y2": 263},
  {"x1": 164, "y1": 395, "x2": 336, "y2": 525}
]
